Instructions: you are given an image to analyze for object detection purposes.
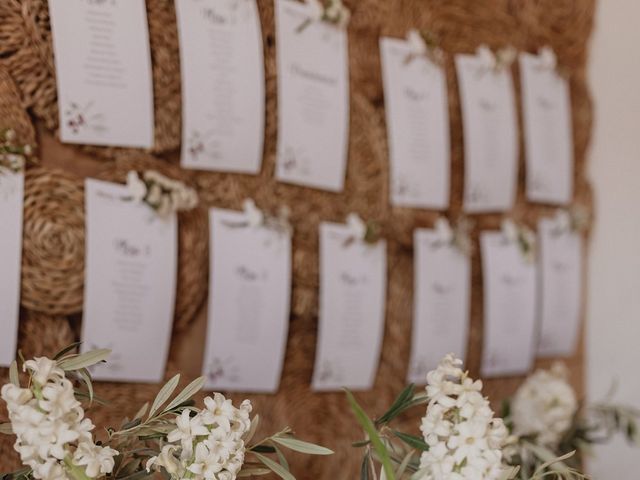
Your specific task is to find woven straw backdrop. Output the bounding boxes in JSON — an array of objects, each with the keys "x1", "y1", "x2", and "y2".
[{"x1": 0, "y1": 0, "x2": 595, "y2": 477}]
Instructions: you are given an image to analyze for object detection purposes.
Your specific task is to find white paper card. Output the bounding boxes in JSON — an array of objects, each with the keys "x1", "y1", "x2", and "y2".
[
  {"x1": 520, "y1": 53, "x2": 574, "y2": 204},
  {"x1": 274, "y1": 0, "x2": 349, "y2": 191},
  {"x1": 456, "y1": 55, "x2": 518, "y2": 213},
  {"x1": 0, "y1": 172, "x2": 23, "y2": 366},
  {"x1": 537, "y1": 218, "x2": 583, "y2": 357},
  {"x1": 177, "y1": 0, "x2": 265, "y2": 173},
  {"x1": 408, "y1": 229, "x2": 470, "y2": 383},
  {"x1": 82, "y1": 179, "x2": 177, "y2": 383},
  {"x1": 312, "y1": 223, "x2": 387, "y2": 391},
  {"x1": 203, "y1": 208, "x2": 291, "y2": 392},
  {"x1": 380, "y1": 38, "x2": 450, "y2": 209},
  {"x1": 49, "y1": 0, "x2": 154, "y2": 148},
  {"x1": 480, "y1": 231, "x2": 537, "y2": 377}
]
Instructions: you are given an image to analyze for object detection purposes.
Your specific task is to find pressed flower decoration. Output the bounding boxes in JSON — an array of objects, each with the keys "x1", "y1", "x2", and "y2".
[
  {"x1": 343, "y1": 212, "x2": 382, "y2": 247},
  {"x1": 405, "y1": 29, "x2": 444, "y2": 66},
  {"x1": 124, "y1": 170, "x2": 199, "y2": 218},
  {"x1": 431, "y1": 216, "x2": 473, "y2": 255},
  {"x1": 346, "y1": 353, "x2": 588, "y2": 480},
  {"x1": 297, "y1": 0, "x2": 351, "y2": 32},
  {"x1": 502, "y1": 363, "x2": 639, "y2": 479},
  {"x1": 222, "y1": 199, "x2": 293, "y2": 236},
  {"x1": 0, "y1": 128, "x2": 34, "y2": 173},
  {"x1": 501, "y1": 219, "x2": 536, "y2": 263},
  {"x1": 550, "y1": 208, "x2": 590, "y2": 236},
  {"x1": 0, "y1": 346, "x2": 332, "y2": 480},
  {"x1": 476, "y1": 44, "x2": 517, "y2": 73}
]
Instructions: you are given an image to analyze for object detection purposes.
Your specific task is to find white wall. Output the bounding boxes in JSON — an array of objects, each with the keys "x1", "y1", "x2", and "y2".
[{"x1": 587, "y1": 0, "x2": 640, "y2": 477}]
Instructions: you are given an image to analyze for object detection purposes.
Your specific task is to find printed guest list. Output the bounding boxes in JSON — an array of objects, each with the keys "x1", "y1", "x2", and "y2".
[
  {"x1": 82, "y1": 179, "x2": 177, "y2": 383},
  {"x1": 537, "y1": 218, "x2": 583, "y2": 357},
  {"x1": 480, "y1": 231, "x2": 537, "y2": 377},
  {"x1": 456, "y1": 54, "x2": 518, "y2": 213},
  {"x1": 0, "y1": 172, "x2": 23, "y2": 366},
  {"x1": 380, "y1": 38, "x2": 450, "y2": 209},
  {"x1": 520, "y1": 52, "x2": 574, "y2": 205},
  {"x1": 274, "y1": 0, "x2": 350, "y2": 191},
  {"x1": 408, "y1": 229, "x2": 470, "y2": 383},
  {"x1": 176, "y1": 0, "x2": 265, "y2": 173},
  {"x1": 49, "y1": 0, "x2": 154, "y2": 148},
  {"x1": 203, "y1": 208, "x2": 292, "y2": 393},
  {"x1": 312, "y1": 223, "x2": 387, "y2": 391}
]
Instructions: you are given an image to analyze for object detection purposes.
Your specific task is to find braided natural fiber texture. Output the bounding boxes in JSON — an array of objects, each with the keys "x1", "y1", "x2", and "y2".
[
  {"x1": 0, "y1": 0, "x2": 181, "y2": 158},
  {"x1": 18, "y1": 310, "x2": 76, "y2": 358},
  {"x1": 0, "y1": 67, "x2": 36, "y2": 147},
  {"x1": 21, "y1": 167, "x2": 85, "y2": 315},
  {"x1": 96, "y1": 153, "x2": 208, "y2": 332}
]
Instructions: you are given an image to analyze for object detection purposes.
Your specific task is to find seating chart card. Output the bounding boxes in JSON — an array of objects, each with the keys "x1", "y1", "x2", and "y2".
[
  {"x1": 312, "y1": 222, "x2": 387, "y2": 391},
  {"x1": 274, "y1": 0, "x2": 350, "y2": 191},
  {"x1": 176, "y1": 0, "x2": 265, "y2": 173},
  {"x1": 82, "y1": 179, "x2": 177, "y2": 383},
  {"x1": 49, "y1": 0, "x2": 154, "y2": 148},
  {"x1": 203, "y1": 208, "x2": 292, "y2": 393}
]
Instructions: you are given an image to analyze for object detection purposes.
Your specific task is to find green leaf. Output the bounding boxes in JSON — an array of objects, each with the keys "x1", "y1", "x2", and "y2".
[
  {"x1": 163, "y1": 376, "x2": 204, "y2": 413},
  {"x1": 251, "y1": 445, "x2": 277, "y2": 453},
  {"x1": 148, "y1": 374, "x2": 180, "y2": 419},
  {"x1": 53, "y1": 342, "x2": 82, "y2": 360},
  {"x1": 360, "y1": 453, "x2": 370, "y2": 480},
  {"x1": 76, "y1": 368, "x2": 94, "y2": 404},
  {"x1": 352, "y1": 440, "x2": 371, "y2": 447},
  {"x1": 238, "y1": 467, "x2": 271, "y2": 477},
  {"x1": 345, "y1": 389, "x2": 396, "y2": 480},
  {"x1": 133, "y1": 402, "x2": 149, "y2": 421},
  {"x1": 377, "y1": 384, "x2": 415, "y2": 426},
  {"x1": 0, "y1": 423, "x2": 13, "y2": 435},
  {"x1": 253, "y1": 453, "x2": 295, "y2": 480},
  {"x1": 9, "y1": 361, "x2": 19, "y2": 387},
  {"x1": 273, "y1": 444, "x2": 290, "y2": 471},
  {"x1": 244, "y1": 414, "x2": 260, "y2": 445},
  {"x1": 395, "y1": 449, "x2": 415, "y2": 478},
  {"x1": 271, "y1": 436, "x2": 333, "y2": 455},
  {"x1": 391, "y1": 431, "x2": 429, "y2": 451},
  {"x1": 57, "y1": 349, "x2": 111, "y2": 371}
]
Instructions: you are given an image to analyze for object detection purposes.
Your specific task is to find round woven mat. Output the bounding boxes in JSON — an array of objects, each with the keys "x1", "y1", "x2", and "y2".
[
  {"x1": 0, "y1": 67, "x2": 36, "y2": 148},
  {"x1": 96, "y1": 154, "x2": 208, "y2": 332},
  {"x1": 21, "y1": 167, "x2": 85, "y2": 315},
  {"x1": 0, "y1": 0, "x2": 181, "y2": 158}
]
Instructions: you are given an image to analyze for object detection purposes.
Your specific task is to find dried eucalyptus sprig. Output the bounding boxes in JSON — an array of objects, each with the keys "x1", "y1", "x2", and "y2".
[
  {"x1": 297, "y1": 0, "x2": 350, "y2": 32},
  {"x1": 0, "y1": 128, "x2": 35, "y2": 173},
  {"x1": 124, "y1": 170, "x2": 198, "y2": 218},
  {"x1": 502, "y1": 218, "x2": 536, "y2": 263}
]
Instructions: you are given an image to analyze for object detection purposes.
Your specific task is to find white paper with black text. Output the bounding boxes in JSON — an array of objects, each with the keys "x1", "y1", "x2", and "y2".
[
  {"x1": 408, "y1": 229, "x2": 470, "y2": 383},
  {"x1": 82, "y1": 179, "x2": 177, "y2": 382},
  {"x1": 380, "y1": 37, "x2": 450, "y2": 209},
  {"x1": 480, "y1": 231, "x2": 537, "y2": 377},
  {"x1": 312, "y1": 223, "x2": 387, "y2": 391},
  {"x1": 177, "y1": 0, "x2": 265, "y2": 173},
  {"x1": 203, "y1": 208, "x2": 291, "y2": 392},
  {"x1": 537, "y1": 218, "x2": 583, "y2": 357},
  {"x1": 456, "y1": 55, "x2": 518, "y2": 213},
  {"x1": 274, "y1": 0, "x2": 349, "y2": 191},
  {"x1": 520, "y1": 52, "x2": 574, "y2": 204},
  {"x1": 0, "y1": 172, "x2": 23, "y2": 366}
]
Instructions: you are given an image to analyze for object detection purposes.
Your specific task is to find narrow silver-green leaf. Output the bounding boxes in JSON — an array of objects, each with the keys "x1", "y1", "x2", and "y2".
[
  {"x1": 149, "y1": 374, "x2": 180, "y2": 418},
  {"x1": 57, "y1": 349, "x2": 111, "y2": 371},
  {"x1": 254, "y1": 453, "x2": 295, "y2": 480},
  {"x1": 395, "y1": 449, "x2": 415, "y2": 478},
  {"x1": 9, "y1": 361, "x2": 19, "y2": 387},
  {"x1": 244, "y1": 414, "x2": 260, "y2": 445},
  {"x1": 238, "y1": 467, "x2": 271, "y2": 477},
  {"x1": 133, "y1": 402, "x2": 149, "y2": 420},
  {"x1": 273, "y1": 444, "x2": 290, "y2": 471},
  {"x1": 271, "y1": 436, "x2": 333, "y2": 455},
  {"x1": 77, "y1": 368, "x2": 94, "y2": 404},
  {"x1": 163, "y1": 376, "x2": 204, "y2": 412}
]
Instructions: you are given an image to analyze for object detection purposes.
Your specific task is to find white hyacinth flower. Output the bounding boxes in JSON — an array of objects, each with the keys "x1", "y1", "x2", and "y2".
[
  {"x1": 126, "y1": 171, "x2": 147, "y2": 203},
  {"x1": 73, "y1": 442, "x2": 118, "y2": 478},
  {"x1": 346, "y1": 213, "x2": 367, "y2": 241},
  {"x1": 23, "y1": 357, "x2": 64, "y2": 386},
  {"x1": 242, "y1": 199, "x2": 264, "y2": 228}
]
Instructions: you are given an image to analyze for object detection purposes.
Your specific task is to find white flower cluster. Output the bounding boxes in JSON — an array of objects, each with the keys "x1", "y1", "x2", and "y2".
[
  {"x1": 147, "y1": 393, "x2": 252, "y2": 480},
  {"x1": 126, "y1": 170, "x2": 198, "y2": 218},
  {"x1": 0, "y1": 128, "x2": 33, "y2": 172},
  {"x1": 305, "y1": 0, "x2": 350, "y2": 28},
  {"x1": 0, "y1": 357, "x2": 118, "y2": 480},
  {"x1": 511, "y1": 364, "x2": 577, "y2": 447},
  {"x1": 418, "y1": 354, "x2": 509, "y2": 480}
]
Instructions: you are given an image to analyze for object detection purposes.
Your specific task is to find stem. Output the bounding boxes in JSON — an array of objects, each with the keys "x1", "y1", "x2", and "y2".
[{"x1": 63, "y1": 456, "x2": 91, "y2": 480}]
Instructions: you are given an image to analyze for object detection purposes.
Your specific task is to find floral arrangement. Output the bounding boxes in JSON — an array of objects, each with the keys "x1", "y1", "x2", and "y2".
[
  {"x1": 501, "y1": 363, "x2": 639, "y2": 478},
  {"x1": 0, "y1": 128, "x2": 34, "y2": 173},
  {"x1": 0, "y1": 347, "x2": 332, "y2": 480},
  {"x1": 346, "y1": 354, "x2": 587, "y2": 479},
  {"x1": 405, "y1": 30, "x2": 444, "y2": 66},
  {"x1": 125, "y1": 170, "x2": 199, "y2": 218},
  {"x1": 298, "y1": 0, "x2": 350, "y2": 32},
  {"x1": 501, "y1": 219, "x2": 536, "y2": 263}
]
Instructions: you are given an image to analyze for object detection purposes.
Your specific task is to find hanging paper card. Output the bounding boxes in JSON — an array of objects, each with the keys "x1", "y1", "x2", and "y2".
[
  {"x1": 203, "y1": 208, "x2": 292, "y2": 393},
  {"x1": 49, "y1": 0, "x2": 154, "y2": 148},
  {"x1": 274, "y1": 0, "x2": 350, "y2": 191},
  {"x1": 456, "y1": 51, "x2": 518, "y2": 213},
  {"x1": 537, "y1": 217, "x2": 583, "y2": 357},
  {"x1": 520, "y1": 51, "x2": 574, "y2": 204},
  {"x1": 176, "y1": 0, "x2": 265, "y2": 173},
  {"x1": 408, "y1": 229, "x2": 470, "y2": 383},
  {"x1": 480, "y1": 231, "x2": 537, "y2": 377},
  {"x1": 380, "y1": 37, "x2": 450, "y2": 209},
  {"x1": 0, "y1": 172, "x2": 23, "y2": 366},
  {"x1": 82, "y1": 179, "x2": 177, "y2": 383},
  {"x1": 312, "y1": 222, "x2": 387, "y2": 391}
]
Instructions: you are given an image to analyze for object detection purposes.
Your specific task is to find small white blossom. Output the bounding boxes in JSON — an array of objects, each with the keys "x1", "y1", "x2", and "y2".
[
  {"x1": 346, "y1": 213, "x2": 367, "y2": 241},
  {"x1": 23, "y1": 357, "x2": 64, "y2": 386},
  {"x1": 242, "y1": 199, "x2": 264, "y2": 228},
  {"x1": 538, "y1": 46, "x2": 557, "y2": 70},
  {"x1": 73, "y1": 442, "x2": 118, "y2": 478},
  {"x1": 126, "y1": 171, "x2": 147, "y2": 203}
]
